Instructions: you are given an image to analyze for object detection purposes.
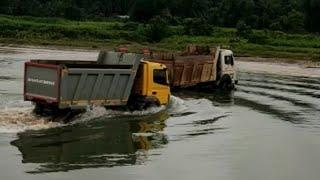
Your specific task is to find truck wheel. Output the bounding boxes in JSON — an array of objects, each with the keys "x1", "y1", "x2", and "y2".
[
  {"x1": 219, "y1": 75, "x2": 233, "y2": 90},
  {"x1": 128, "y1": 96, "x2": 160, "y2": 111},
  {"x1": 144, "y1": 100, "x2": 160, "y2": 109},
  {"x1": 127, "y1": 100, "x2": 145, "y2": 111},
  {"x1": 137, "y1": 102, "x2": 146, "y2": 110}
]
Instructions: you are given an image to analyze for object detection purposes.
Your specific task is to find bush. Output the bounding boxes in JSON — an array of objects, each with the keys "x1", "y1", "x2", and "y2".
[
  {"x1": 127, "y1": 24, "x2": 148, "y2": 42},
  {"x1": 236, "y1": 20, "x2": 252, "y2": 38},
  {"x1": 286, "y1": 10, "x2": 305, "y2": 33},
  {"x1": 269, "y1": 20, "x2": 282, "y2": 31},
  {"x1": 183, "y1": 18, "x2": 212, "y2": 36},
  {"x1": 229, "y1": 37, "x2": 241, "y2": 43},
  {"x1": 142, "y1": 16, "x2": 170, "y2": 42},
  {"x1": 121, "y1": 21, "x2": 139, "y2": 31},
  {"x1": 247, "y1": 33, "x2": 269, "y2": 44}
]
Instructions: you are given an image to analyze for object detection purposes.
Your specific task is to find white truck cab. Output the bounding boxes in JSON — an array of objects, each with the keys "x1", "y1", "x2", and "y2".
[{"x1": 217, "y1": 49, "x2": 238, "y2": 89}]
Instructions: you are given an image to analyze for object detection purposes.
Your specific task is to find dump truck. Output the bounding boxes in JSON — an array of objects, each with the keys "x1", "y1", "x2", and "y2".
[
  {"x1": 24, "y1": 45, "x2": 237, "y2": 117},
  {"x1": 24, "y1": 52, "x2": 171, "y2": 115},
  {"x1": 144, "y1": 45, "x2": 238, "y2": 89}
]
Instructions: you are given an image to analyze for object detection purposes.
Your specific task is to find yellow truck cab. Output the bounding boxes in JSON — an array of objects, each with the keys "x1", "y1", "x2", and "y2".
[{"x1": 130, "y1": 60, "x2": 170, "y2": 109}]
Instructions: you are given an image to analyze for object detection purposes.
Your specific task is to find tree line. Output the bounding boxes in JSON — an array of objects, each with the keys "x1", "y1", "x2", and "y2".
[{"x1": 0, "y1": 0, "x2": 319, "y2": 33}]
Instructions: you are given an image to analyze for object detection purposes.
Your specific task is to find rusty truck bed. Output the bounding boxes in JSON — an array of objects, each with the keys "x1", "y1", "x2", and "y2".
[{"x1": 146, "y1": 52, "x2": 218, "y2": 88}]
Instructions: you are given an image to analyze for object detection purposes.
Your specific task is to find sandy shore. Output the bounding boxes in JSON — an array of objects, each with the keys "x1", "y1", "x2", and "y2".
[
  {"x1": 237, "y1": 57, "x2": 320, "y2": 78},
  {"x1": 1, "y1": 45, "x2": 319, "y2": 78}
]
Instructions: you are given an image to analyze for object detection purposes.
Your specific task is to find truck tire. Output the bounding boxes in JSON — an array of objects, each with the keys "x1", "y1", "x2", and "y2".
[
  {"x1": 134, "y1": 102, "x2": 145, "y2": 111},
  {"x1": 144, "y1": 100, "x2": 160, "y2": 109},
  {"x1": 128, "y1": 96, "x2": 160, "y2": 111},
  {"x1": 219, "y1": 75, "x2": 234, "y2": 90}
]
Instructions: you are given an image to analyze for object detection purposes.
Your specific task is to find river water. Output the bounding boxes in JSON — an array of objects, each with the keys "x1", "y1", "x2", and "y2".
[{"x1": 0, "y1": 46, "x2": 320, "y2": 180}]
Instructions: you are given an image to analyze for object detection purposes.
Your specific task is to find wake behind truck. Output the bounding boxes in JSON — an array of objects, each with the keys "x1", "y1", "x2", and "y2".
[{"x1": 24, "y1": 46, "x2": 237, "y2": 116}]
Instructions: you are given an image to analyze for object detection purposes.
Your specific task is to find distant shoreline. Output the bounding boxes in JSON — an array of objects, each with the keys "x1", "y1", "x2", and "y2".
[
  {"x1": 237, "y1": 59, "x2": 320, "y2": 78},
  {"x1": 1, "y1": 15, "x2": 319, "y2": 62},
  {"x1": 236, "y1": 56, "x2": 318, "y2": 66},
  {"x1": 1, "y1": 45, "x2": 319, "y2": 78},
  {"x1": 1, "y1": 43, "x2": 319, "y2": 68}
]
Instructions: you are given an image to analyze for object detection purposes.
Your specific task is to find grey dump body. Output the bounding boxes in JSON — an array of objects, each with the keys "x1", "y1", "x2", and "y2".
[{"x1": 24, "y1": 52, "x2": 141, "y2": 109}]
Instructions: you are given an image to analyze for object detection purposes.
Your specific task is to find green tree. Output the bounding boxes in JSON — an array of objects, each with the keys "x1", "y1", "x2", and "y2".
[
  {"x1": 236, "y1": 20, "x2": 252, "y2": 38},
  {"x1": 286, "y1": 10, "x2": 305, "y2": 32},
  {"x1": 0, "y1": 0, "x2": 314, "y2": 33},
  {"x1": 183, "y1": 18, "x2": 212, "y2": 36},
  {"x1": 0, "y1": 0, "x2": 12, "y2": 14},
  {"x1": 130, "y1": 0, "x2": 169, "y2": 21},
  {"x1": 64, "y1": 6, "x2": 84, "y2": 20},
  {"x1": 305, "y1": 0, "x2": 320, "y2": 32},
  {"x1": 141, "y1": 16, "x2": 170, "y2": 42}
]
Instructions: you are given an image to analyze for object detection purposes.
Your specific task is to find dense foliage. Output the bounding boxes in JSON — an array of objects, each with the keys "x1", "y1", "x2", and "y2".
[
  {"x1": 0, "y1": 15, "x2": 320, "y2": 60},
  {"x1": 0, "y1": 0, "x2": 319, "y2": 33}
]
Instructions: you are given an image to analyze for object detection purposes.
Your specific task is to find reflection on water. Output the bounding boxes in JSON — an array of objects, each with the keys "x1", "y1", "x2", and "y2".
[
  {"x1": 2, "y1": 46, "x2": 320, "y2": 180},
  {"x1": 10, "y1": 111, "x2": 169, "y2": 173},
  {"x1": 10, "y1": 71, "x2": 320, "y2": 174}
]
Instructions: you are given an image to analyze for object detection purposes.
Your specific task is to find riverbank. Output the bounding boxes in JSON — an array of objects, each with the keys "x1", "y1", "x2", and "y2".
[
  {"x1": 236, "y1": 55, "x2": 320, "y2": 77},
  {"x1": 1, "y1": 45, "x2": 319, "y2": 79},
  {"x1": 1, "y1": 15, "x2": 320, "y2": 61}
]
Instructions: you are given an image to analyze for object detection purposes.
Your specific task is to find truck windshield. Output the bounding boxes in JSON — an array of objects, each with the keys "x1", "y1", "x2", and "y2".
[
  {"x1": 224, "y1": 55, "x2": 234, "y2": 66},
  {"x1": 153, "y1": 69, "x2": 168, "y2": 85}
]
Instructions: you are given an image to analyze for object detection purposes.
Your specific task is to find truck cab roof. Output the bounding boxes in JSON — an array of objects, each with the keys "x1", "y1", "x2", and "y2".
[
  {"x1": 220, "y1": 49, "x2": 233, "y2": 56},
  {"x1": 141, "y1": 60, "x2": 167, "y2": 69}
]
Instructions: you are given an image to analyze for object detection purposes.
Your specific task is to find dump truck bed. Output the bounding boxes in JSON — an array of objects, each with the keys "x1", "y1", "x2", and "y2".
[
  {"x1": 146, "y1": 49, "x2": 219, "y2": 88},
  {"x1": 24, "y1": 52, "x2": 141, "y2": 109},
  {"x1": 149, "y1": 58, "x2": 216, "y2": 87}
]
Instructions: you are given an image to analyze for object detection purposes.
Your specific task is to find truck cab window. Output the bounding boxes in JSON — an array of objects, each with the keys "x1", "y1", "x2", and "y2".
[
  {"x1": 153, "y1": 69, "x2": 167, "y2": 85},
  {"x1": 224, "y1": 55, "x2": 234, "y2": 66}
]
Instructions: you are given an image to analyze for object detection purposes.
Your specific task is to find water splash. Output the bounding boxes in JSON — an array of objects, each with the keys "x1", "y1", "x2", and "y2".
[
  {"x1": 74, "y1": 95, "x2": 186, "y2": 123},
  {"x1": 0, "y1": 96, "x2": 187, "y2": 133},
  {"x1": 0, "y1": 107, "x2": 63, "y2": 133},
  {"x1": 167, "y1": 95, "x2": 189, "y2": 115}
]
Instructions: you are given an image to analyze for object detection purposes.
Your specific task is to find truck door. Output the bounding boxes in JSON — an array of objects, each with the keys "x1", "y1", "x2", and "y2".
[
  {"x1": 221, "y1": 51, "x2": 236, "y2": 81},
  {"x1": 223, "y1": 54, "x2": 235, "y2": 72},
  {"x1": 219, "y1": 51, "x2": 237, "y2": 87},
  {"x1": 151, "y1": 68, "x2": 170, "y2": 105}
]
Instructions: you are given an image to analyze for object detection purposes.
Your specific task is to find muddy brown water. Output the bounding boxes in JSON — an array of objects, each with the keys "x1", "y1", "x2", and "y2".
[{"x1": 0, "y1": 46, "x2": 320, "y2": 180}]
